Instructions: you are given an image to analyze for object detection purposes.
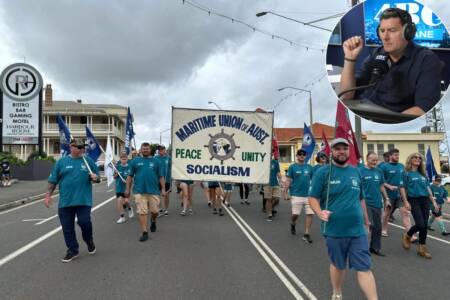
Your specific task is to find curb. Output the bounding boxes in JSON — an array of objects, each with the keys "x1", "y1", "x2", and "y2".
[{"x1": 0, "y1": 191, "x2": 59, "y2": 213}]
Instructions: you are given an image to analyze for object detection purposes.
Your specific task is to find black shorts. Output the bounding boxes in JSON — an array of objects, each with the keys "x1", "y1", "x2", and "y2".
[{"x1": 116, "y1": 193, "x2": 126, "y2": 198}]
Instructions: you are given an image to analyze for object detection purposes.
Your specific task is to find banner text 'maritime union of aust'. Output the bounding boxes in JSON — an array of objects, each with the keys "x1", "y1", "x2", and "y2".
[{"x1": 171, "y1": 107, "x2": 273, "y2": 184}]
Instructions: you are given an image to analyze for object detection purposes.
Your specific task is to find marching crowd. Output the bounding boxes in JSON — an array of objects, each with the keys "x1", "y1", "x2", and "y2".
[{"x1": 44, "y1": 138, "x2": 449, "y2": 300}]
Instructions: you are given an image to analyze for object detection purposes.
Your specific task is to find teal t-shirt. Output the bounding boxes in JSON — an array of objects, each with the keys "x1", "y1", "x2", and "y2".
[
  {"x1": 157, "y1": 155, "x2": 171, "y2": 182},
  {"x1": 286, "y1": 163, "x2": 313, "y2": 197},
  {"x1": 269, "y1": 159, "x2": 280, "y2": 186},
  {"x1": 309, "y1": 164, "x2": 365, "y2": 237},
  {"x1": 359, "y1": 166, "x2": 385, "y2": 208},
  {"x1": 379, "y1": 162, "x2": 404, "y2": 199},
  {"x1": 402, "y1": 171, "x2": 429, "y2": 198},
  {"x1": 115, "y1": 163, "x2": 130, "y2": 194},
  {"x1": 128, "y1": 156, "x2": 163, "y2": 195},
  {"x1": 48, "y1": 156, "x2": 99, "y2": 208},
  {"x1": 430, "y1": 184, "x2": 448, "y2": 205},
  {"x1": 312, "y1": 164, "x2": 325, "y2": 177}
]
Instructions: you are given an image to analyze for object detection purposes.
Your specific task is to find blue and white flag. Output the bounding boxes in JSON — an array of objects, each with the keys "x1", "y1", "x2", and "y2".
[
  {"x1": 125, "y1": 107, "x2": 135, "y2": 155},
  {"x1": 86, "y1": 126, "x2": 102, "y2": 162},
  {"x1": 301, "y1": 123, "x2": 316, "y2": 163},
  {"x1": 57, "y1": 114, "x2": 71, "y2": 156},
  {"x1": 426, "y1": 146, "x2": 438, "y2": 182}
]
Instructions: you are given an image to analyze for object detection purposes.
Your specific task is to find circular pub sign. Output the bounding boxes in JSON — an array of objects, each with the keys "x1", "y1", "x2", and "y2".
[{"x1": 0, "y1": 63, "x2": 43, "y2": 102}]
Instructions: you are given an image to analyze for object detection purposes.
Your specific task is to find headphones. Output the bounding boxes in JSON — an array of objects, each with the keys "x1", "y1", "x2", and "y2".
[{"x1": 376, "y1": 8, "x2": 416, "y2": 41}]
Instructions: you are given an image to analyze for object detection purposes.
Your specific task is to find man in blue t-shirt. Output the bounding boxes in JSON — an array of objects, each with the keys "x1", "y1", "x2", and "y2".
[
  {"x1": 284, "y1": 149, "x2": 314, "y2": 243},
  {"x1": 428, "y1": 176, "x2": 450, "y2": 236},
  {"x1": 309, "y1": 138, "x2": 376, "y2": 300},
  {"x1": 125, "y1": 142, "x2": 166, "y2": 242},
  {"x1": 115, "y1": 152, "x2": 133, "y2": 224},
  {"x1": 45, "y1": 138, "x2": 100, "y2": 263},
  {"x1": 379, "y1": 148, "x2": 411, "y2": 237},
  {"x1": 263, "y1": 155, "x2": 281, "y2": 222},
  {"x1": 156, "y1": 145, "x2": 171, "y2": 216}
]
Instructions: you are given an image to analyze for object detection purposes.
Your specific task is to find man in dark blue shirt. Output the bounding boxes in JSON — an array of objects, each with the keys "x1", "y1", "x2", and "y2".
[{"x1": 340, "y1": 8, "x2": 441, "y2": 116}]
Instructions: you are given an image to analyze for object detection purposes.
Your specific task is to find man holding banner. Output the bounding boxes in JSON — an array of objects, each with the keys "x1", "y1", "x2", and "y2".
[
  {"x1": 125, "y1": 142, "x2": 166, "y2": 242},
  {"x1": 309, "y1": 138, "x2": 376, "y2": 300},
  {"x1": 45, "y1": 138, "x2": 100, "y2": 262}
]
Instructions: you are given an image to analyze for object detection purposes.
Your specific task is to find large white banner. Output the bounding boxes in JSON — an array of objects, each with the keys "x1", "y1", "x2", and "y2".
[
  {"x1": 0, "y1": 63, "x2": 42, "y2": 145},
  {"x1": 171, "y1": 107, "x2": 274, "y2": 184}
]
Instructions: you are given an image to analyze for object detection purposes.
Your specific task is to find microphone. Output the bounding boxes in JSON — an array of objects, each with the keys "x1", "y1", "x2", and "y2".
[
  {"x1": 338, "y1": 53, "x2": 390, "y2": 99},
  {"x1": 369, "y1": 54, "x2": 389, "y2": 84}
]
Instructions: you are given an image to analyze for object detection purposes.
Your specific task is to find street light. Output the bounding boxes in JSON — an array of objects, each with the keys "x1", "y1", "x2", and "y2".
[
  {"x1": 256, "y1": 11, "x2": 331, "y2": 32},
  {"x1": 278, "y1": 87, "x2": 313, "y2": 126},
  {"x1": 159, "y1": 128, "x2": 171, "y2": 145},
  {"x1": 208, "y1": 101, "x2": 223, "y2": 110}
]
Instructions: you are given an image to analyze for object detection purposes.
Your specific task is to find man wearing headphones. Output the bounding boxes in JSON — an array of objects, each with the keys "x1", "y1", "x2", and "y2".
[{"x1": 340, "y1": 7, "x2": 441, "y2": 116}]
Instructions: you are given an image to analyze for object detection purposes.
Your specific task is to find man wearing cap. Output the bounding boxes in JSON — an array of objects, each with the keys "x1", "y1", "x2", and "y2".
[
  {"x1": 313, "y1": 151, "x2": 329, "y2": 176},
  {"x1": 125, "y1": 142, "x2": 166, "y2": 242},
  {"x1": 309, "y1": 138, "x2": 377, "y2": 300},
  {"x1": 45, "y1": 138, "x2": 100, "y2": 263},
  {"x1": 428, "y1": 175, "x2": 450, "y2": 236},
  {"x1": 284, "y1": 149, "x2": 314, "y2": 243},
  {"x1": 156, "y1": 145, "x2": 171, "y2": 216}
]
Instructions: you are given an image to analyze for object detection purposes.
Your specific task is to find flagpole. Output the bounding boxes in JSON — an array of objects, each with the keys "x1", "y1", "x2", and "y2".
[
  {"x1": 67, "y1": 133, "x2": 95, "y2": 176},
  {"x1": 97, "y1": 143, "x2": 126, "y2": 183}
]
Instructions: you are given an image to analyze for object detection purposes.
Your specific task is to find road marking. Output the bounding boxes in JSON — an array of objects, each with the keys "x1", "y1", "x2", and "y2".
[
  {"x1": 389, "y1": 222, "x2": 450, "y2": 245},
  {"x1": 35, "y1": 214, "x2": 59, "y2": 225},
  {"x1": 226, "y1": 206, "x2": 318, "y2": 300},
  {"x1": 0, "y1": 195, "x2": 116, "y2": 268},
  {"x1": 22, "y1": 219, "x2": 45, "y2": 222},
  {"x1": 107, "y1": 189, "x2": 114, "y2": 193},
  {"x1": 222, "y1": 205, "x2": 304, "y2": 300}
]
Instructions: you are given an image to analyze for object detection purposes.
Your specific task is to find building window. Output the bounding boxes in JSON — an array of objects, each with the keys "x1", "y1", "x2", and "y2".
[
  {"x1": 279, "y1": 146, "x2": 292, "y2": 163},
  {"x1": 53, "y1": 142, "x2": 60, "y2": 154},
  {"x1": 367, "y1": 144, "x2": 374, "y2": 154},
  {"x1": 418, "y1": 143, "x2": 425, "y2": 156},
  {"x1": 80, "y1": 116, "x2": 87, "y2": 124},
  {"x1": 377, "y1": 144, "x2": 384, "y2": 158},
  {"x1": 388, "y1": 144, "x2": 395, "y2": 151}
]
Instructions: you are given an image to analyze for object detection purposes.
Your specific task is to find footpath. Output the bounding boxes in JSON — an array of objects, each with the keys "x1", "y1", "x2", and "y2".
[{"x1": 0, "y1": 180, "x2": 53, "y2": 212}]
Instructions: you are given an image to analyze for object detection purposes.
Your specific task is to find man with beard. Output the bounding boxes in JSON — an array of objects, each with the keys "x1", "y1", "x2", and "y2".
[
  {"x1": 309, "y1": 138, "x2": 377, "y2": 300},
  {"x1": 125, "y1": 143, "x2": 166, "y2": 242}
]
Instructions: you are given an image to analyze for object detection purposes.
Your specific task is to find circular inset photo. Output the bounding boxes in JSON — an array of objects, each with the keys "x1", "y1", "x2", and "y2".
[{"x1": 326, "y1": 0, "x2": 449, "y2": 124}]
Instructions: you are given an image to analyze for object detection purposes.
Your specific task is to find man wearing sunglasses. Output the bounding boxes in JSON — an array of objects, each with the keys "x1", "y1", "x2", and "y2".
[
  {"x1": 340, "y1": 7, "x2": 441, "y2": 116},
  {"x1": 45, "y1": 138, "x2": 100, "y2": 262},
  {"x1": 284, "y1": 149, "x2": 314, "y2": 243}
]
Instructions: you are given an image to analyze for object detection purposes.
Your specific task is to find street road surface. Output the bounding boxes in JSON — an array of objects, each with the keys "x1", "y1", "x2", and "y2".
[{"x1": 1, "y1": 183, "x2": 449, "y2": 299}]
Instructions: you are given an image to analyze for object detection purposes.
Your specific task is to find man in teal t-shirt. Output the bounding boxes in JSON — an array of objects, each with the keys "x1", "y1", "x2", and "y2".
[
  {"x1": 284, "y1": 149, "x2": 314, "y2": 243},
  {"x1": 360, "y1": 152, "x2": 389, "y2": 256},
  {"x1": 115, "y1": 152, "x2": 133, "y2": 224},
  {"x1": 45, "y1": 138, "x2": 100, "y2": 263},
  {"x1": 263, "y1": 155, "x2": 281, "y2": 222},
  {"x1": 428, "y1": 175, "x2": 449, "y2": 236},
  {"x1": 156, "y1": 145, "x2": 171, "y2": 216},
  {"x1": 309, "y1": 138, "x2": 376, "y2": 300},
  {"x1": 125, "y1": 142, "x2": 166, "y2": 242}
]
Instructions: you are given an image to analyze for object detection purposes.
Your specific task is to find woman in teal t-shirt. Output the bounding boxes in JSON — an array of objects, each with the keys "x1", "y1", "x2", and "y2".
[{"x1": 400, "y1": 153, "x2": 438, "y2": 259}]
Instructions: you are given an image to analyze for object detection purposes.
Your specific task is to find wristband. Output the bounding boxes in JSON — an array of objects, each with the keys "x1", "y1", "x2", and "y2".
[{"x1": 344, "y1": 57, "x2": 357, "y2": 62}]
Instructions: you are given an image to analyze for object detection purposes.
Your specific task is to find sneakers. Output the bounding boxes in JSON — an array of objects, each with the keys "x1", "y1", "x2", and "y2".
[
  {"x1": 226, "y1": 202, "x2": 231, "y2": 208},
  {"x1": 302, "y1": 234, "x2": 313, "y2": 244},
  {"x1": 427, "y1": 226, "x2": 435, "y2": 231},
  {"x1": 188, "y1": 208, "x2": 193, "y2": 215},
  {"x1": 87, "y1": 241, "x2": 96, "y2": 255},
  {"x1": 244, "y1": 200, "x2": 250, "y2": 205},
  {"x1": 241, "y1": 200, "x2": 245, "y2": 204},
  {"x1": 442, "y1": 232, "x2": 450, "y2": 236},
  {"x1": 290, "y1": 223, "x2": 296, "y2": 235},
  {"x1": 128, "y1": 207, "x2": 134, "y2": 218},
  {"x1": 180, "y1": 210, "x2": 186, "y2": 216},
  {"x1": 164, "y1": 210, "x2": 169, "y2": 216},
  {"x1": 61, "y1": 251, "x2": 79, "y2": 263},
  {"x1": 219, "y1": 208, "x2": 224, "y2": 216},
  {"x1": 266, "y1": 216, "x2": 273, "y2": 222},
  {"x1": 213, "y1": 208, "x2": 218, "y2": 215},
  {"x1": 402, "y1": 233, "x2": 412, "y2": 250},
  {"x1": 116, "y1": 216, "x2": 126, "y2": 224},
  {"x1": 381, "y1": 231, "x2": 388, "y2": 237},
  {"x1": 208, "y1": 201, "x2": 212, "y2": 207},
  {"x1": 150, "y1": 220, "x2": 157, "y2": 232},
  {"x1": 139, "y1": 232, "x2": 149, "y2": 242},
  {"x1": 331, "y1": 293, "x2": 343, "y2": 300}
]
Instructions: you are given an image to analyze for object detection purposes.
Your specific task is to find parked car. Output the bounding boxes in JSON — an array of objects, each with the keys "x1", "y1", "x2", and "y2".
[{"x1": 441, "y1": 175, "x2": 450, "y2": 187}]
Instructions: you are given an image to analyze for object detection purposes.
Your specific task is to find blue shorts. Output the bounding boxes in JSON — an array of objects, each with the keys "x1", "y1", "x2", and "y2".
[{"x1": 325, "y1": 235, "x2": 372, "y2": 271}]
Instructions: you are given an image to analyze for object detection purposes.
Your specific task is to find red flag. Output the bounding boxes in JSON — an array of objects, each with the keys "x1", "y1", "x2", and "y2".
[
  {"x1": 335, "y1": 101, "x2": 361, "y2": 166},
  {"x1": 272, "y1": 136, "x2": 279, "y2": 160},
  {"x1": 320, "y1": 129, "x2": 331, "y2": 156}
]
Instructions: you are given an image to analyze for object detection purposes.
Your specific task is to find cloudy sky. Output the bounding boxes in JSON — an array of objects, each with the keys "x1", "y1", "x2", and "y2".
[{"x1": 0, "y1": 0, "x2": 449, "y2": 146}]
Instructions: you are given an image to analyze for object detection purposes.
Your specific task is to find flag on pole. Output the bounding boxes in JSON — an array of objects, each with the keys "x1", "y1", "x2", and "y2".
[
  {"x1": 320, "y1": 129, "x2": 331, "y2": 156},
  {"x1": 301, "y1": 123, "x2": 316, "y2": 163},
  {"x1": 57, "y1": 114, "x2": 72, "y2": 156},
  {"x1": 125, "y1": 107, "x2": 135, "y2": 155},
  {"x1": 104, "y1": 135, "x2": 114, "y2": 186},
  {"x1": 426, "y1": 146, "x2": 438, "y2": 182},
  {"x1": 85, "y1": 127, "x2": 102, "y2": 161},
  {"x1": 335, "y1": 101, "x2": 361, "y2": 166},
  {"x1": 272, "y1": 135, "x2": 280, "y2": 160}
]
